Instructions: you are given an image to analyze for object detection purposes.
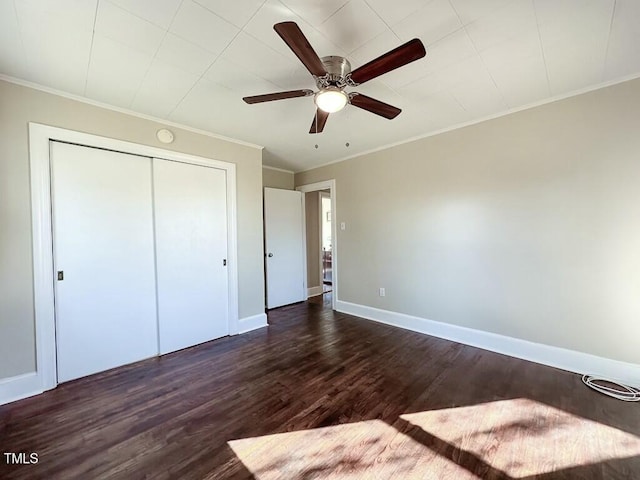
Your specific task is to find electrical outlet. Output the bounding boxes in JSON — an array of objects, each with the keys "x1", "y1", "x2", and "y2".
[{"x1": 379, "y1": 287, "x2": 385, "y2": 297}]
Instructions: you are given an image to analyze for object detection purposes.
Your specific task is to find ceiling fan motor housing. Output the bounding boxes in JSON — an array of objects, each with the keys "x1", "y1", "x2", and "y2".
[{"x1": 318, "y1": 56, "x2": 352, "y2": 88}]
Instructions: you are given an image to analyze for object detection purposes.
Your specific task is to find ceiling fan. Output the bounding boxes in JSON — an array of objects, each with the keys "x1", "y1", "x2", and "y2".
[{"x1": 242, "y1": 22, "x2": 426, "y2": 134}]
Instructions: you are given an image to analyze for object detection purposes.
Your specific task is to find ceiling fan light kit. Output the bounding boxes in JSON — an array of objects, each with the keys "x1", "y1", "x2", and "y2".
[
  {"x1": 243, "y1": 21, "x2": 426, "y2": 134},
  {"x1": 314, "y1": 87, "x2": 348, "y2": 113}
]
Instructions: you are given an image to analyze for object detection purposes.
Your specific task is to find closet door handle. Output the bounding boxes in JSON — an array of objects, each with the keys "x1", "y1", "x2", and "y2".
[{"x1": 267, "y1": 253, "x2": 273, "y2": 257}]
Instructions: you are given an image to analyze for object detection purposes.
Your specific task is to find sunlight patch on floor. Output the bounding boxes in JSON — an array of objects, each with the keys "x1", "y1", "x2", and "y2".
[
  {"x1": 228, "y1": 419, "x2": 479, "y2": 479},
  {"x1": 401, "y1": 398, "x2": 640, "y2": 478},
  {"x1": 229, "y1": 399, "x2": 640, "y2": 479}
]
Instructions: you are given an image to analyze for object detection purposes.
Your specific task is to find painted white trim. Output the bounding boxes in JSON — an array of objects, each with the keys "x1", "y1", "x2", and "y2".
[
  {"x1": 29, "y1": 122, "x2": 240, "y2": 393},
  {"x1": 0, "y1": 373, "x2": 42, "y2": 406},
  {"x1": 296, "y1": 180, "x2": 338, "y2": 310},
  {"x1": 296, "y1": 71, "x2": 640, "y2": 174},
  {"x1": 238, "y1": 313, "x2": 268, "y2": 334},
  {"x1": 300, "y1": 192, "x2": 308, "y2": 302},
  {"x1": 0, "y1": 74, "x2": 263, "y2": 151},
  {"x1": 317, "y1": 192, "x2": 324, "y2": 291},
  {"x1": 262, "y1": 165, "x2": 295, "y2": 174},
  {"x1": 31, "y1": 126, "x2": 57, "y2": 392},
  {"x1": 296, "y1": 180, "x2": 334, "y2": 193},
  {"x1": 335, "y1": 300, "x2": 640, "y2": 389},
  {"x1": 307, "y1": 286, "x2": 324, "y2": 298}
]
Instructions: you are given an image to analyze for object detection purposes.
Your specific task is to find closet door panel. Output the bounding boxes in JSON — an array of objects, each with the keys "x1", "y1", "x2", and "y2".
[
  {"x1": 51, "y1": 141, "x2": 158, "y2": 383},
  {"x1": 153, "y1": 159, "x2": 229, "y2": 354}
]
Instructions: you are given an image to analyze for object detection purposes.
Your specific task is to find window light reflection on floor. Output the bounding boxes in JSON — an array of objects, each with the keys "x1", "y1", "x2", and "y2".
[
  {"x1": 229, "y1": 419, "x2": 478, "y2": 479},
  {"x1": 400, "y1": 398, "x2": 640, "y2": 478},
  {"x1": 228, "y1": 398, "x2": 640, "y2": 479}
]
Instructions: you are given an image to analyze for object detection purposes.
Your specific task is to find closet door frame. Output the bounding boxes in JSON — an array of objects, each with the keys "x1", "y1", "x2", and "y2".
[{"x1": 29, "y1": 123, "x2": 239, "y2": 392}]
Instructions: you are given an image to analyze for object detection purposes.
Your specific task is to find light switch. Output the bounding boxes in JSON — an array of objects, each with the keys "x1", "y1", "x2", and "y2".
[{"x1": 340, "y1": 222, "x2": 346, "y2": 231}]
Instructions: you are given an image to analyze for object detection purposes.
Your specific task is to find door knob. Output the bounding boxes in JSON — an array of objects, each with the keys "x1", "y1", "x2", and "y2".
[{"x1": 267, "y1": 253, "x2": 273, "y2": 257}]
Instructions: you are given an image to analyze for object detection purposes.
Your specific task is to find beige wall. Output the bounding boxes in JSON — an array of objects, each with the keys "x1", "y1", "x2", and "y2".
[
  {"x1": 262, "y1": 167, "x2": 294, "y2": 189},
  {"x1": 305, "y1": 192, "x2": 321, "y2": 289},
  {"x1": 296, "y1": 77, "x2": 640, "y2": 365},
  {"x1": 0, "y1": 80, "x2": 265, "y2": 379}
]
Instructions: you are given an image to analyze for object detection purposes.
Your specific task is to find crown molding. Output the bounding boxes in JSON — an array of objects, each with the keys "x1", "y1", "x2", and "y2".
[
  {"x1": 262, "y1": 165, "x2": 295, "y2": 174},
  {"x1": 0, "y1": 74, "x2": 264, "y2": 151},
  {"x1": 297, "y1": 71, "x2": 640, "y2": 174}
]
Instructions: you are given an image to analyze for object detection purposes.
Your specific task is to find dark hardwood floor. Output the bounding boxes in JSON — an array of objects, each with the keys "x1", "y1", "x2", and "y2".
[{"x1": 1, "y1": 293, "x2": 639, "y2": 479}]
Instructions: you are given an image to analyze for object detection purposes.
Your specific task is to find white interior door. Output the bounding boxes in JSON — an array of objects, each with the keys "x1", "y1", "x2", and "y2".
[
  {"x1": 264, "y1": 187, "x2": 305, "y2": 308},
  {"x1": 153, "y1": 158, "x2": 229, "y2": 355},
  {"x1": 51, "y1": 141, "x2": 158, "y2": 383}
]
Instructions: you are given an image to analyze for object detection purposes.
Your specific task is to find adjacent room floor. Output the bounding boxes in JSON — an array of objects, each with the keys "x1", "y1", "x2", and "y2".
[{"x1": 1, "y1": 294, "x2": 639, "y2": 479}]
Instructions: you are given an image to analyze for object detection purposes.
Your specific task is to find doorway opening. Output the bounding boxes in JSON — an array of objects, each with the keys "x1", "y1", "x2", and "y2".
[{"x1": 297, "y1": 180, "x2": 337, "y2": 310}]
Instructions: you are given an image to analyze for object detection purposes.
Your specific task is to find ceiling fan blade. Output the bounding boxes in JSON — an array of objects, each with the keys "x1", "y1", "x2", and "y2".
[
  {"x1": 350, "y1": 38, "x2": 426, "y2": 85},
  {"x1": 309, "y1": 109, "x2": 329, "y2": 134},
  {"x1": 349, "y1": 94, "x2": 401, "y2": 119},
  {"x1": 243, "y1": 89, "x2": 313, "y2": 104},
  {"x1": 274, "y1": 22, "x2": 327, "y2": 77}
]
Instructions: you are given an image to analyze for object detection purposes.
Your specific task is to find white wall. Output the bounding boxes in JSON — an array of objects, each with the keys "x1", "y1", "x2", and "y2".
[
  {"x1": 0, "y1": 79, "x2": 265, "y2": 379},
  {"x1": 296, "y1": 77, "x2": 640, "y2": 366}
]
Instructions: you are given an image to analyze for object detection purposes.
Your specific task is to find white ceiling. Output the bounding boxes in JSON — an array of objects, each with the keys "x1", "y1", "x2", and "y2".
[{"x1": 1, "y1": 0, "x2": 639, "y2": 172}]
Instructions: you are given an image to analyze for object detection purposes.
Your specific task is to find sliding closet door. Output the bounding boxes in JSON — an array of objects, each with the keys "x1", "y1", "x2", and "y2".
[
  {"x1": 51, "y1": 142, "x2": 158, "y2": 383},
  {"x1": 153, "y1": 158, "x2": 229, "y2": 354}
]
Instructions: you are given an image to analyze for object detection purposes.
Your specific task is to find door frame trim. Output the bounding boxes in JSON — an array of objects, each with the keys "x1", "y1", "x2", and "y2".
[
  {"x1": 29, "y1": 123, "x2": 239, "y2": 392},
  {"x1": 296, "y1": 180, "x2": 337, "y2": 310}
]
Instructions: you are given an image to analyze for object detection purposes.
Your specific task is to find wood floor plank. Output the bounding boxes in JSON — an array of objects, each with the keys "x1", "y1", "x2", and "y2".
[{"x1": 1, "y1": 294, "x2": 639, "y2": 479}]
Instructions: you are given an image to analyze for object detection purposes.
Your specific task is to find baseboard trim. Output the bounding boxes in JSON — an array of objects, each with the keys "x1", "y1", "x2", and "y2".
[
  {"x1": 307, "y1": 286, "x2": 324, "y2": 298},
  {"x1": 335, "y1": 300, "x2": 640, "y2": 388},
  {"x1": 238, "y1": 313, "x2": 268, "y2": 334},
  {"x1": 0, "y1": 372, "x2": 43, "y2": 406}
]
